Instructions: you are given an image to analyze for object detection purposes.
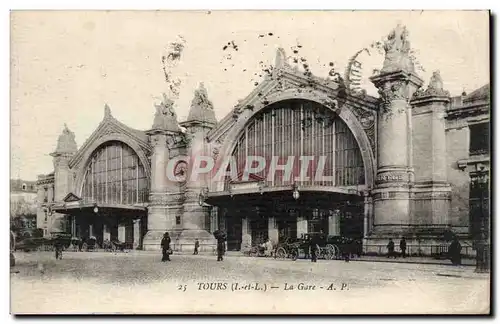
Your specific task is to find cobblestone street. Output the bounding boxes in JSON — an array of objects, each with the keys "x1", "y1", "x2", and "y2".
[{"x1": 10, "y1": 251, "x2": 489, "y2": 314}]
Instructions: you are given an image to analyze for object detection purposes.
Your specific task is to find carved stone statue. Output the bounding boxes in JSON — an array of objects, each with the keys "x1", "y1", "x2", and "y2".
[
  {"x1": 381, "y1": 24, "x2": 415, "y2": 73},
  {"x1": 152, "y1": 93, "x2": 180, "y2": 131},
  {"x1": 428, "y1": 70, "x2": 444, "y2": 91},
  {"x1": 191, "y1": 82, "x2": 214, "y2": 111},
  {"x1": 55, "y1": 123, "x2": 77, "y2": 153},
  {"x1": 412, "y1": 70, "x2": 450, "y2": 99},
  {"x1": 186, "y1": 82, "x2": 217, "y2": 126}
]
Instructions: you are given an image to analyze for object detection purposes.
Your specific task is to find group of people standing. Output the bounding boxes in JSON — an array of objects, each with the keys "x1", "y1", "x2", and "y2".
[
  {"x1": 386, "y1": 236, "x2": 463, "y2": 265},
  {"x1": 160, "y1": 230, "x2": 227, "y2": 262},
  {"x1": 386, "y1": 237, "x2": 407, "y2": 259}
]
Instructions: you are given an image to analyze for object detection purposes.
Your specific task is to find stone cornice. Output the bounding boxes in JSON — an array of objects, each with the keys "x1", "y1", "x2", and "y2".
[
  {"x1": 410, "y1": 95, "x2": 450, "y2": 106},
  {"x1": 446, "y1": 103, "x2": 490, "y2": 120},
  {"x1": 370, "y1": 70, "x2": 424, "y2": 90}
]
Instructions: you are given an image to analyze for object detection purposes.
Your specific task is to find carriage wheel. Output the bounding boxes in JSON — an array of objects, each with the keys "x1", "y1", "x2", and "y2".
[
  {"x1": 327, "y1": 244, "x2": 340, "y2": 259},
  {"x1": 290, "y1": 248, "x2": 299, "y2": 261},
  {"x1": 275, "y1": 247, "x2": 286, "y2": 259},
  {"x1": 249, "y1": 247, "x2": 258, "y2": 257}
]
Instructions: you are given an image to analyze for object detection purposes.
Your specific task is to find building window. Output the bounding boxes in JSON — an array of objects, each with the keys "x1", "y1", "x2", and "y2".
[
  {"x1": 22, "y1": 183, "x2": 27, "y2": 191},
  {"x1": 175, "y1": 215, "x2": 181, "y2": 225},
  {"x1": 469, "y1": 176, "x2": 489, "y2": 239},
  {"x1": 228, "y1": 99, "x2": 365, "y2": 189},
  {"x1": 43, "y1": 187, "x2": 48, "y2": 203},
  {"x1": 81, "y1": 141, "x2": 149, "y2": 205},
  {"x1": 469, "y1": 122, "x2": 490, "y2": 155}
]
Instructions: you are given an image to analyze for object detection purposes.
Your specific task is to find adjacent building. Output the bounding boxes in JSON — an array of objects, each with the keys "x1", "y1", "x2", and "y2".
[
  {"x1": 10, "y1": 179, "x2": 38, "y2": 235},
  {"x1": 36, "y1": 25, "x2": 490, "y2": 255}
]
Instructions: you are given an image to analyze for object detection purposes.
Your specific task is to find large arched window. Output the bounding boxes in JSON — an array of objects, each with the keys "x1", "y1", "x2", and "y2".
[
  {"x1": 81, "y1": 141, "x2": 149, "y2": 204},
  {"x1": 229, "y1": 99, "x2": 364, "y2": 188}
]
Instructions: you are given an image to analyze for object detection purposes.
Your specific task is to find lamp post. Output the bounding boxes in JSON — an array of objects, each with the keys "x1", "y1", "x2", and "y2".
[{"x1": 474, "y1": 166, "x2": 489, "y2": 273}]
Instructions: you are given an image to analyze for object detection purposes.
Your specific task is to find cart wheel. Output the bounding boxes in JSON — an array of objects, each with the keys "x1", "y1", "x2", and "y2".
[
  {"x1": 275, "y1": 247, "x2": 286, "y2": 259},
  {"x1": 290, "y1": 248, "x2": 299, "y2": 261},
  {"x1": 328, "y1": 244, "x2": 340, "y2": 259}
]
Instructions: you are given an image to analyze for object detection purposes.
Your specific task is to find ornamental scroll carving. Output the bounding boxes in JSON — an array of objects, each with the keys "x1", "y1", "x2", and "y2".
[
  {"x1": 377, "y1": 79, "x2": 410, "y2": 117},
  {"x1": 350, "y1": 105, "x2": 376, "y2": 154}
]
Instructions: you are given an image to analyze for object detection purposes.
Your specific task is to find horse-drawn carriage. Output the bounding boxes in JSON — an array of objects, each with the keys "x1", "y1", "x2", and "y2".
[{"x1": 274, "y1": 233, "x2": 340, "y2": 261}]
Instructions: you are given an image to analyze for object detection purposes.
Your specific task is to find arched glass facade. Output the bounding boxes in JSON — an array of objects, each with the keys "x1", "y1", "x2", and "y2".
[
  {"x1": 229, "y1": 99, "x2": 365, "y2": 188},
  {"x1": 81, "y1": 141, "x2": 149, "y2": 204}
]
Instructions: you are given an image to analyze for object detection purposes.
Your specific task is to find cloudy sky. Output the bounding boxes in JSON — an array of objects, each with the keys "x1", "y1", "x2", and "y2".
[{"x1": 10, "y1": 10, "x2": 489, "y2": 180}]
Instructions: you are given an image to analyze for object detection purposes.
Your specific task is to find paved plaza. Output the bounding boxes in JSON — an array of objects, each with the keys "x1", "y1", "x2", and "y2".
[{"x1": 10, "y1": 251, "x2": 489, "y2": 314}]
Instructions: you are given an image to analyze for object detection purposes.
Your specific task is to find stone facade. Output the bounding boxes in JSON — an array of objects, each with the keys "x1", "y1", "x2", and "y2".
[{"x1": 36, "y1": 24, "x2": 489, "y2": 255}]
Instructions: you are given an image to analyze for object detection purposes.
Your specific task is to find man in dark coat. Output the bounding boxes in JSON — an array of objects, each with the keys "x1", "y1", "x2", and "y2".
[
  {"x1": 193, "y1": 238, "x2": 200, "y2": 255},
  {"x1": 449, "y1": 237, "x2": 462, "y2": 266},
  {"x1": 387, "y1": 239, "x2": 396, "y2": 258},
  {"x1": 54, "y1": 237, "x2": 63, "y2": 260},
  {"x1": 214, "y1": 230, "x2": 226, "y2": 261},
  {"x1": 161, "y1": 232, "x2": 171, "y2": 262},
  {"x1": 310, "y1": 234, "x2": 321, "y2": 263},
  {"x1": 400, "y1": 237, "x2": 407, "y2": 258}
]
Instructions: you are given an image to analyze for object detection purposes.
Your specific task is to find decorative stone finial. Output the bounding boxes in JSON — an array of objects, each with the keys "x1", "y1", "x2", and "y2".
[
  {"x1": 104, "y1": 104, "x2": 112, "y2": 118},
  {"x1": 275, "y1": 47, "x2": 288, "y2": 69},
  {"x1": 412, "y1": 70, "x2": 450, "y2": 99},
  {"x1": 186, "y1": 82, "x2": 217, "y2": 126},
  {"x1": 381, "y1": 24, "x2": 415, "y2": 74},
  {"x1": 54, "y1": 123, "x2": 77, "y2": 154},
  {"x1": 152, "y1": 93, "x2": 180, "y2": 132}
]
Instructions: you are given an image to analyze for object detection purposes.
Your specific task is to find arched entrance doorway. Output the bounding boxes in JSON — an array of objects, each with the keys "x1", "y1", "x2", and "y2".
[{"x1": 206, "y1": 99, "x2": 370, "y2": 251}]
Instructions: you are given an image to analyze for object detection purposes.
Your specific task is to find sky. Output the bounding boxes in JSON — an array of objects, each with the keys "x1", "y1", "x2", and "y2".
[{"x1": 10, "y1": 10, "x2": 489, "y2": 181}]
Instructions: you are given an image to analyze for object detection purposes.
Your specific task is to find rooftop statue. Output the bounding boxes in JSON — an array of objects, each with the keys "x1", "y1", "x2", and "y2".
[
  {"x1": 186, "y1": 82, "x2": 217, "y2": 126},
  {"x1": 381, "y1": 24, "x2": 415, "y2": 74},
  {"x1": 412, "y1": 70, "x2": 450, "y2": 99},
  {"x1": 152, "y1": 93, "x2": 180, "y2": 131},
  {"x1": 55, "y1": 123, "x2": 77, "y2": 153},
  {"x1": 192, "y1": 82, "x2": 214, "y2": 111},
  {"x1": 428, "y1": 70, "x2": 444, "y2": 91}
]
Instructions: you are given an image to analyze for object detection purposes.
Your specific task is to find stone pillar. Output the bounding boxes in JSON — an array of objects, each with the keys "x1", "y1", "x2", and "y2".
[
  {"x1": 133, "y1": 219, "x2": 141, "y2": 249},
  {"x1": 363, "y1": 191, "x2": 374, "y2": 236},
  {"x1": 328, "y1": 210, "x2": 340, "y2": 236},
  {"x1": 369, "y1": 24, "x2": 423, "y2": 237},
  {"x1": 102, "y1": 225, "x2": 110, "y2": 241},
  {"x1": 410, "y1": 71, "x2": 452, "y2": 228},
  {"x1": 241, "y1": 217, "x2": 252, "y2": 249},
  {"x1": 297, "y1": 216, "x2": 308, "y2": 238},
  {"x1": 71, "y1": 216, "x2": 76, "y2": 236},
  {"x1": 143, "y1": 131, "x2": 169, "y2": 250},
  {"x1": 118, "y1": 225, "x2": 126, "y2": 242},
  {"x1": 268, "y1": 217, "x2": 279, "y2": 245},
  {"x1": 177, "y1": 129, "x2": 216, "y2": 252}
]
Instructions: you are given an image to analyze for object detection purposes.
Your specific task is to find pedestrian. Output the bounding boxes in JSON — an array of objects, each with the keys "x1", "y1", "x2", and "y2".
[
  {"x1": 161, "y1": 232, "x2": 171, "y2": 262},
  {"x1": 214, "y1": 230, "x2": 226, "y2": 261},
  {"x1": 400, "y1": 237, "x2": 407, "y2": 258},
  {"x1": 54, "y1": 238, "x2": 63, "y2": 260},
  {"x1": 449, "y1": 236, "x2": 462, "y2": 266},
  {"x1": 310, "y1": 234, "x2": 320, "y2": 263},
  {"x1": 193, "y1": 238, "x2": 200, "y2": 255},
  {"x1": 387, "y1": 239, "x2": 396, "y2": 258},
  {"x1": 344, "y1": 238, "x2": 352, "y2": 262}
]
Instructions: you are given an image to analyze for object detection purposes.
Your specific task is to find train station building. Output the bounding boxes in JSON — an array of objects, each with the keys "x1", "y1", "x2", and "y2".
[{"x1": 36, "y1": 25, "x2": 490, "y2": 255}]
